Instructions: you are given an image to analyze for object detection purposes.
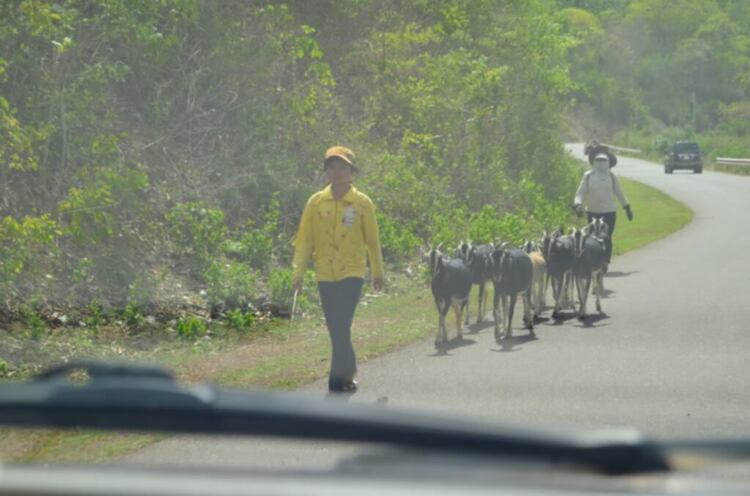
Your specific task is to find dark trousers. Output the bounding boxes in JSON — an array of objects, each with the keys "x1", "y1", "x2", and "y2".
[
  {"x1": 588, "y1": 211, "x2": 617, "y2": 263},
  {"x1": 317, "y1": 277, "x2": 363, "y2": 390}
]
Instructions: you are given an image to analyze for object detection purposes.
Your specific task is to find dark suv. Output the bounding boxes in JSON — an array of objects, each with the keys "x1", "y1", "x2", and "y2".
[{"x1": 664, "y1": 141, "x2": 703, "y2": 174}]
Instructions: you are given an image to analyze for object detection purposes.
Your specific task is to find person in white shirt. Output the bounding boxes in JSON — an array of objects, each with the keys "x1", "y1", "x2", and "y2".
[{"x1": 573, "y1": 152, "x2": 633, "y2": 266}]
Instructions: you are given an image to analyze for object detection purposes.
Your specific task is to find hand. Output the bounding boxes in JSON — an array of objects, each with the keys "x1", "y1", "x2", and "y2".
[
  {"x1": 573, "y1": 204, "x2": 584, "y2": 218},
  {"x1": 625, "y1": 205, "x2": 634, "y2": 221},
  {"x1": 292, "y1": 278, "x2": 303, "y2": 294},
  {"x1": 373, "y1": 277, "x2": 384, "y2": 292}
]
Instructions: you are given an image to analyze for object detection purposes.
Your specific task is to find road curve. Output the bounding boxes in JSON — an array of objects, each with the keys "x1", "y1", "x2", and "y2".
[{"x1": 126, "y1": 145, "x2": 750, "y2": 468}]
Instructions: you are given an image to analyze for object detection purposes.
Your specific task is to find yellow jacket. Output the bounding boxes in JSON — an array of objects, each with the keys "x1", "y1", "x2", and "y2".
[{"x1": 293, "y1": 185, "x2": 384, "y2": 282}]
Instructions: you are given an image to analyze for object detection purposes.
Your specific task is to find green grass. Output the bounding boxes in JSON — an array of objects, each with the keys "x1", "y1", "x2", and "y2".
[
  {"x1": 613, "y1": 177, "x2": 694, "y2": 256},
  {"x1": 1, "y1": 177, "x2": 692, "y2": 464},
  {"x1": 709, "y1": 163, "x2": 750, "y2": 176}
]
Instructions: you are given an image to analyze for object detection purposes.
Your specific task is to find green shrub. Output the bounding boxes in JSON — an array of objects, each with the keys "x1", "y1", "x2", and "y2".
[
  {"x1": 85, "y1": 299, "x2": 106, "y2": 328},
  {"x1": 20, "y1": 306, "x2": 46, "y2": 340},
  {"x1": 268, "y1": 267, "x2": 317, "y2": 313},
  {"x1": 428, "y1": 206, "x2": 468, "y2": 247},
  {"x1": 166, "y1": 202, "x2": 227, "y2": 272},
  {"x1": 377, "y1": 211, "x2": 421, "y2": 263},
  {"x1": 203, "y1": 259, "x2": 257, "y2": 307},
  {"x1": 222, "y1": 197, "x2": 283, "y2": 273},
  {"x1": 0, "y1": 215, "x2": 59, "y2": 302},
  {"x1": 226, "y1": 309, "x2": 256, "y2": 331},
  {"x1": 467, "y1": 205, "x2": 505, "y2": 244},
  {"x1": 176, "y1": 316, "x2": 207, "y2": 339},
  {"x1": 122, "y1": 301, "x2": 144, "y2": 328}
]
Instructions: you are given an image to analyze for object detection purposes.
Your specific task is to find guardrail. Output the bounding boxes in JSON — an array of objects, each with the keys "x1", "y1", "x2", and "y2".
[
  {"x1": 716, "y1": 157, "x2": 750, "y2": 166},
  {"x1": 601, "y1": 143, "x2": 642, "y2": 154}
]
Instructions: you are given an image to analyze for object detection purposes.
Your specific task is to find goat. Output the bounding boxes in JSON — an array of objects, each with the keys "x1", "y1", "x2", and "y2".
[
  {"x1": 540, "y1": 231, "x2": 553, "y2": 309},
  {"x1": 462, "y1": 243, "x2": 494, "y2": 324},
  {"x1": 490, "y1": 244, "x2": 534, "y2": 342},
  {"x1": 573, "y1": 218, "x2": 609, "y2": 320},
  {"x1": 545, "y1": 229, "x2": 577, "y2": 319},
  {"x1": 523, "y1": 240, "x2": 547, "y2": 318},
  {"x1": 429, "y1": 245, "x2": 473, "y2": 347}
]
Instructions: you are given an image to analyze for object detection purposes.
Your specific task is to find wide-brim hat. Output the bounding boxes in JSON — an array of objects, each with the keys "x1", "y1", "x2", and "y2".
[{"x1": 587, "y1": 144, "x2": 617, "y2": 167}]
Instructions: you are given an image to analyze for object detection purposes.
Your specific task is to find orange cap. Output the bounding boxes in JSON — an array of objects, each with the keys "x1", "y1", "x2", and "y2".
[{"x1": 324, "y1": 146, "x2": 357, "y2": 170}]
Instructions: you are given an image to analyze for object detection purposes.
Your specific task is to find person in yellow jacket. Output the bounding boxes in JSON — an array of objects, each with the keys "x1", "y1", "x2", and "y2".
[{"x1": 292, "y1": 146, "x2": 384, "y2": 393}]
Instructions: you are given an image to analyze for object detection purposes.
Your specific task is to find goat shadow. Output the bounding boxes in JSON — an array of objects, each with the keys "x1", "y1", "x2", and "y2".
[
  {"x1": 533, "y1": 315, "x2": 550, "y2": 324},
  {"x1": 466, "y1": 318, "x2": 494, "y2": 334},
  {"x1": 492, "y1": 333, "x2": 538, "y2": 353},
  {"x1": 546, "y1": 311, "x2": 579, "y2": 325},
  {"x1": 325, "y1": 390, "x2": 357, "y2": 402},
  {"x1": 572, "y1": 313, "x2": 610, "y2": 329},
  {"x1": 428, "y1": 337, "x2": 477, "y2": 357},
  {"x1": 605, "y1": 270, "x2": 638, "y2": 278}
]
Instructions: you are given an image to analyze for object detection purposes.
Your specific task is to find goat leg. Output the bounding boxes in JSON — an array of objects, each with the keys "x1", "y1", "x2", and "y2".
[
  {"x1": 493, "y1": 289, "x2": 502, "y2": 343},
  {"x1": 504, "y1": 294, "x2": 514, "y2": 340},
  {"x1": 454, "y1": 302, "x2": 463, "y2": 340},
  {"x1": 464, "y1": 289, "x2": 471, "y2": 326},
  {"x1": 436, "y1": 299, "x2": 449, "y2": 348},
  {"x1": 535, "y1": 278, "x2": 544, "y2": 316},
  {"x1": 578, "y1": 276, "x2": 590, "y2": 321},
  {"x1": 551, "y1": 276, "x2": 561, "y2": 319},
  {"x1": 524, "y1": 290, "x2": 535, "y2": 335},
  {"x1": 476, "y1": 282, "x2": 485, "y2": 324}
]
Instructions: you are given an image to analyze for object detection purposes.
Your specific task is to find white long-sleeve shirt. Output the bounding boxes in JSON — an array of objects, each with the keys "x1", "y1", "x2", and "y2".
[{"x1": 574, "y1": 170, "x2": 629, "y2": 214}]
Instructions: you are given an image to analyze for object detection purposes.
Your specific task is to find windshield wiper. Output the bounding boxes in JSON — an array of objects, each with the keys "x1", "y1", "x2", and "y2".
[{"x1": 0, "y1": 360, "x2": 670, "y2": 475}]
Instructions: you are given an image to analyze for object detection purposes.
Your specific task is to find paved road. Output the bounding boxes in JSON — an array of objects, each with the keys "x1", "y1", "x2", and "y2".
[{"x1": 126, "y1": 145, "x2": 750, "y2": 468}]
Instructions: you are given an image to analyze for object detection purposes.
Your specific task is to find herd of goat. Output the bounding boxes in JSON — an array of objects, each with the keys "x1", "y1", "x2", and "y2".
[{"x1": 428, "y1": 217, "x2": 611, "y2": 348}]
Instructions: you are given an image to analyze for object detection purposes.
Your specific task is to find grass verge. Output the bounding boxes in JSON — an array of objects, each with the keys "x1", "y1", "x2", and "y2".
[
  {"x1": 708, "y1": 163, "x2": 750, "y2": 176},
  {"x1": 613, "y1": 178, "x2": 693, "y2": 256},
  {"x1": 1, "y1": 177, "x2": 692, "y2": 464}
]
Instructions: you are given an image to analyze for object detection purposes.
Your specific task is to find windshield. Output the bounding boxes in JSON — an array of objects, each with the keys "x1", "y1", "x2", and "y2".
[
  {"x1": 1, "y1": 0, "x2": 750, "y2": 480},
  {"x1": 673, "y1": 143, "x2": 700, "y2": 154}
]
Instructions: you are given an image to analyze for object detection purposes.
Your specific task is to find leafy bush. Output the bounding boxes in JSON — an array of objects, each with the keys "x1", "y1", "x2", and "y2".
[
  {"x1": 224, "y1": 197, "x2": 282, "y2": 273},
  {"x1": 428, "y1": 206, "x2": 468, "y2": 247},
  {"x1": 0, "y1": 215, "x2": 59, "y2": 303},
  {"x1": 20, "y1": 306, "x2": 45, "y2": 340},
  {"x1": 377, "y1": 211, "x2": 421, "y2": 263},
  {"x1": 268, "y1": 267, "x2": 317, "y2": 313},
  {"x1": 203, "y1": 258, "x2": 257, "y2": 307},
  {"x1": 226, "y1": 309, "x2": 256, "y2": 331},
  {"x1": 166, "y1": 202, "x2": 227, "y2": 272},
  {"x1": 176, "y1": 316, "x2": 208, "y2": 340}
]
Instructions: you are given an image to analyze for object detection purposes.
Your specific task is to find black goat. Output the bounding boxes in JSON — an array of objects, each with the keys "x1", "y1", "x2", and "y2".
[
  {"x1": 545, "y1": 229, "x2": 577, "y2": 319},
  {"x1": 573, "y1": 218, "x2": 609, "y2": 320},
  {"x1": 490, "y1": 245, "x2": 534, "y2": 342},
  {"x1": 429, "y1": 246, "x2": 473, "y2": 347},
  {"x1": 461, "y1": 242, "x2": 494, "y2": 325}
]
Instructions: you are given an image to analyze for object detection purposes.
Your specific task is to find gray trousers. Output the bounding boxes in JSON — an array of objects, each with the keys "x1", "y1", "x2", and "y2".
[{"x1": 317, "y1": 277, "x2": 363, "y2": 390}]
